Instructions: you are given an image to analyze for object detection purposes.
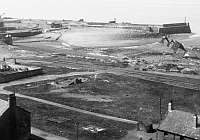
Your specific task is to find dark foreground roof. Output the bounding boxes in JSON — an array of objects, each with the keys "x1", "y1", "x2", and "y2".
[
  {"x1": 158, "y1": 110, "x2": 200, "y2": 140},
  {"x1": 0, "y1": 98, "x2": 30, "y2": 116}
]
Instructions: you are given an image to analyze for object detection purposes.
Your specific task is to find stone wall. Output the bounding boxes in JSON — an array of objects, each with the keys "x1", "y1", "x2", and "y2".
[
  {"x1": 0, "y1": 68, "x2": 43, "y2": 83},
  {"x1": 159, "y1": 23, "x2": 191, "y2": 34}
]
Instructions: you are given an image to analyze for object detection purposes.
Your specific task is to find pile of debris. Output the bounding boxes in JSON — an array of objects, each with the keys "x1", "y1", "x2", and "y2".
[
  {"x1": 0, "y1": 62, "x2": 29, "y2": 72},
  {"x1": 81, "y1": 125, "x2": 127, "y2": 138},
  {"x1": 50, "y1": 77, "x2": 88, "y2": 88},
  {"x1": 128, "y1": 57, "x2": 149, "y2": 70},
  {"x1": 68, "y1": 77, "x2": 88, "y2": 85},
  {"x1": 3, "y1": 34, "x2": 13, "y2": 45},
  {"x1": 141, "y1": 62, "x2": 199, "y2": 75},
  {"x1": 180, "y1": 67, "x2": 198, "y2": 75},
  {"x1": 125, "y1": 56, "x2": 199, "y2": 75}
]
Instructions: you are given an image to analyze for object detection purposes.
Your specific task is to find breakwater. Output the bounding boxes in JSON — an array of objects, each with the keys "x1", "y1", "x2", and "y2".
[{"x1": 159, "y1": 22, "x2": 191, "y2": 34}]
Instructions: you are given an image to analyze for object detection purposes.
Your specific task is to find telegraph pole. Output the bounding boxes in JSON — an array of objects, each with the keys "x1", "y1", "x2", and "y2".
[
  {"x1": 76, "y1": 121, "x2": 79, "y2": 140},
  {"x1": 160, "y1": 95, "x2": 162, "y2": 121}
]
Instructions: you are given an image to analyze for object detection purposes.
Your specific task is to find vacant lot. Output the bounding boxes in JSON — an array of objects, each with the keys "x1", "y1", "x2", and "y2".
[{"x1": 5, "y1": 72, "x2": 200, "y2": 124}]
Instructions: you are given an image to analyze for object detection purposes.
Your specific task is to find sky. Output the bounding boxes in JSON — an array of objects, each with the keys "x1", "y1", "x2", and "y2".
[{"x1": 1, "y1": 0, "x2": 200, "y2": 33}]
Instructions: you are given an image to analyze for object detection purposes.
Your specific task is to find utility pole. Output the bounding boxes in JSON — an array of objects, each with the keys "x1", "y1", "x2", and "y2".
[
  {"x1": 76, "y1": 121, "x2": 79, "y2": 140},
  {"x1": 160, "y1": 94, "x2": 162, "y2": 121},
  {"x1": 171, "y1": 87, "x2": 174, "y2": 101}
]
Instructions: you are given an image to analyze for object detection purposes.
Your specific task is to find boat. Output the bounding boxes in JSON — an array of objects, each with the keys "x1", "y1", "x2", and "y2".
[{"x1": 6, "y1": 29, "x2": 42, "y2": 37}]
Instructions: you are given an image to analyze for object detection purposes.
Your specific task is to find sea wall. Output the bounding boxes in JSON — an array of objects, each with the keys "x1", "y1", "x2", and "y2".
[
  {"x1": 0, "y1": 27, "x2": 17, "y2": 32},
  {"x1": 0, "y1": 67, "x2": 43, "y2": 83},
  {"x1": 87, "y1": 23, "x2": 161, "y2": 33},
  {"x1": 163, "y1": 23, "x2": 188, "y2": 27},
  {"x1": 9, "y1": 30, "x2": 42, "y2": 37},
  {"x1": 159, "y1": 22, "x2": 191, "y2": 34}
]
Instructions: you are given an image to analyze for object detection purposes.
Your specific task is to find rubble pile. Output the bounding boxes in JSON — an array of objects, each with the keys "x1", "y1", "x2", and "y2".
[
  {"x1": 50, "y1": 77, "x2": 88, "y2": 88},
  {"x1": 180, "y1": 67, "x2": 198, "y2": 75},
  {"x1": 0, "y1": 62, "x2": 29, "y2": 72},
  {"x1": 143, "y1": 61, "x2": 199, "y2": 75},
  {"x1": 123, "y1": 57, "x2": 200, "y2": 75}
]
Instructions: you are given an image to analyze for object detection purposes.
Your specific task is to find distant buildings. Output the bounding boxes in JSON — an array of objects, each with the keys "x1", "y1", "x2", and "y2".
[
  {"x1": 0, "y1": 18, "x2": 4, "y2": 28},
  {"x1": 78, "y1": 19, "x2": 84, "y2": 22},
  {"x1": 0, "y1": 94, "x2": 31, "y2": 140},
  {"x1": 157, "y1": 102, "x2": 200, "y2": 140},
  {"x1": 51, "y1": 22, "x2": 62, "y2": 28},
  {"x1": 0, "y1": 18, "x2": 5, "y2": 40},
  {"x1": 109, "y1": 18, "x2": 117, "y2": 24}
]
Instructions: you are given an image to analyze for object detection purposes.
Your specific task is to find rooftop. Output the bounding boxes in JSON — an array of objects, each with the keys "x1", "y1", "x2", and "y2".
[{"x1": 158, "y1": 110, "x2": 200, "y2": 140}]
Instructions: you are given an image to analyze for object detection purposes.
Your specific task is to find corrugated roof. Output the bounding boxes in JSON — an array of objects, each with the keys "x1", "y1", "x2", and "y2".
[
  {"x1": 0, "y1": 99, "x2": 9, "y2": 116},
  {"x1": 158, "y1": 110, "x2": 200, "y2": 140}
]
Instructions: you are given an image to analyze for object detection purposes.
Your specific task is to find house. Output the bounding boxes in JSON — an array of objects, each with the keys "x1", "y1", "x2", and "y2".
[
  {"x1": 0, "y1": 93, "x2": 31, "y2": 140},
  {"x1": 157, "y1": 102, "x2": 200, "y2": 140}
]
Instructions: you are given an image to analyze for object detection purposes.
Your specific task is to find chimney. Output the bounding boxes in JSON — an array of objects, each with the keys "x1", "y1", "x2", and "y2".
[
  {"x1": 168, "y1": 101, "x2": 173, "y2": 112},
  {"x1": 193, "y1": 114, "x2": 198, "y2": 128},
  {"x1": 8, "y1": 93, "x2": 17, "y2": 139},
  {"x1": 8, "y1": 93, "x2": 16, "y2": 108}
]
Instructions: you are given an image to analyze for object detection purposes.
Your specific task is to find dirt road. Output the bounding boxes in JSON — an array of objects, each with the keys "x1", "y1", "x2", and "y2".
[{"x1": 31, "y1": 127, "x2": 70, "y2": 140}]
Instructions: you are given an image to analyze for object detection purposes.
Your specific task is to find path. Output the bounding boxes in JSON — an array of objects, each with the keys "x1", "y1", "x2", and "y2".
[
  {"x1": 110, "y1": 67, "x2": 200, "y2": 90},
  {"x1": 17, "y1": 93, "x2": 137, "y2": 124},
  {"x1": 0, "y1": 71, "x2": 99, "y2": 87},
  {"x1": 31, "y1": 127, "x2": 69, "y2": 140}
]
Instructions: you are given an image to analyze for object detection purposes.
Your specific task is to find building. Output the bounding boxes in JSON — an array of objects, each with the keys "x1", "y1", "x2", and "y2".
[
  {"x1": 50, "y1": 22, "x2": 62, "y2": 28},
  {"x1": 157, "y1": 102, "x2": 200, "y2": 140},
  {"x1": 0, "y1": 94, "x2": 31, "y2": 140}
]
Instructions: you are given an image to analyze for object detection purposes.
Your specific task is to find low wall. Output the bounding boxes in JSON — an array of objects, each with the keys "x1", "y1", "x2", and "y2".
[
  {"x1": 0, "y1": 27, "x2": 17, "y2": 32},
  {"x1": 9, "y1": 30, "x2": 42, "y2": 37},
  {"x1": 0, "y1": 68, "x2": 43, "y2": 83}
]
